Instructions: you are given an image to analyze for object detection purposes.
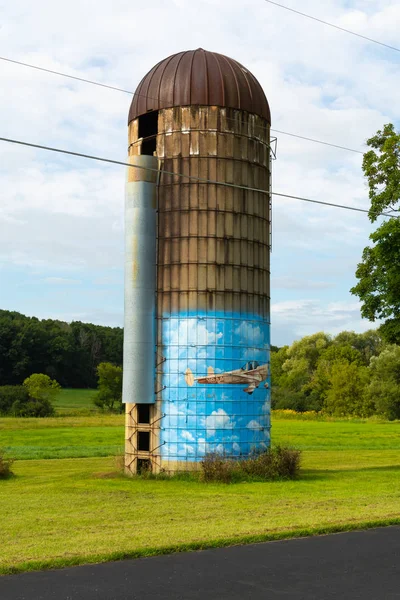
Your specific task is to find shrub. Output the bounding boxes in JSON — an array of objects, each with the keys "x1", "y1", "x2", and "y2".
[
  {"x1": 11, "y1": 398, "x2": 55, "y2": 417},
  {"x1": 200, "y1": 453, "x2": 237, "y2": 484},
  {"x1": 0, "y1": 386, "x2": 29, "y2": 415},
  {"x1": 0, "y1": 449, "x2": 14, "y2": 479},
  {"x1": 200, "y1": 446, "x2": 301, "y2": 483},
  {"x1": 23, "y1": 373, "x2": 61, "y2": 402}
]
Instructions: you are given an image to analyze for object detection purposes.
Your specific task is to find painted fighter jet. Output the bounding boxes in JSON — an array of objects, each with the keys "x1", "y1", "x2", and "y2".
[{"x1": 185, "y1": 361, "x2": 269, "y2": 395}]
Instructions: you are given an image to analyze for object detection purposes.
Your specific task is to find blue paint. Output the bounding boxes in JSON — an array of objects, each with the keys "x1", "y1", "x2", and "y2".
[{"x1": 159, "y1": 312, "x2": 271, "y2": 461}]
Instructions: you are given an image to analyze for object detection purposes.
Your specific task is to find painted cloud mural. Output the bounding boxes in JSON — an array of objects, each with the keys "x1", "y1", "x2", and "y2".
[{"x1": 160, "y1": 312, "x2": 271, "y2": 461}]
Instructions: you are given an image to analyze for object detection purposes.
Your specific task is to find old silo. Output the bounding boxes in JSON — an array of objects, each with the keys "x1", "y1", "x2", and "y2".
[{"x1": 124, "y1": 48, "x2": 271, "y2": 474}]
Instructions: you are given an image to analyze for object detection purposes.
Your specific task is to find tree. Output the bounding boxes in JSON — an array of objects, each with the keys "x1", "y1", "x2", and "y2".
[
  {"x1": 20, "y1": 373, "x2": 60, "y2": 417},
  {"x1": 23, "y1": 373, "x2": 61, "y2": 402},
  {"x1": 307, "y1": 343, "x2": 363, "y2": 411},
  {"x1": 0, "y1": 310, "x2": 123, "y2": 388},
  {"x1": 271, "y1": 334, "x2": 332, "y2": 411},
  {"x1": 366, "y1": 345, "x2": 400, "y2": 420},
  {"x1": 351, "y1": 124, "x2": 400, "y2": 344},
  {"x1": 94, "y1": 362, "x2": 123, "y2": 413},
  {"x1": 323, "y1": 360, "x2": 371, "y2": 418},
  {"x1": 333, "y1": 330, "x2": 384, "y2": 366}
]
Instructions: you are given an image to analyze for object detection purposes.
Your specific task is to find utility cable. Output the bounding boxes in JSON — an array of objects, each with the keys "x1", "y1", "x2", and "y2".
[
  {"x1": 0, "y1": 135, "x2": 396, "y2": 219},
  {"x1": 0, "y1": 55, "x2": 364, "y2": 155},
  {"x1": 0, "y1": 55, "x2": 134, "y2": 95},
  {"x1": 264, "y1": 0, "x2": 400, "y2": 53},
  {"x1": 271, "y1": 129, "x2": 363, "y2": 154}
]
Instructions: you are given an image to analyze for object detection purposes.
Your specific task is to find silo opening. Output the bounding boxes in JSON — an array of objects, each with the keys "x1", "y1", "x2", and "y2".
[
  {"x1": 139, "y1": 110, "x2": 158, "y2": 156},
  {"x1": 137, "y1": 459, "x2": 151, "y2": 474},
  {"x1": 137, "y1": 403, "x2": 150, "y2": 424},
  {"x1": 138, "y1": 431, "x2": 150, "y2": 451}
]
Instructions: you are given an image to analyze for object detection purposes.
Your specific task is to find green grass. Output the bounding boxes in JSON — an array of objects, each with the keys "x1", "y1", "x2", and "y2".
[
  {"x1": 0, "y1": 415, "x2": 123, "y2": 460},
  {"x1": 1, "y1": 415, "x2": 400, "y2": 574},
  {"x1": 1, "y1": 449, "x2": 399, "y2": 574},
  {"x1": 1, "y1": 416, "x2": 399, "y2": 460},
  {"x1": 52, "y1": 388, "x2": 98, "y2": 415}
]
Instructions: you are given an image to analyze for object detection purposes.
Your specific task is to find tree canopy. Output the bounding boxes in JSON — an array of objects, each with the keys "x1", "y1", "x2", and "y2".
[
  {"x1": 0, "y1": 310, "x2": 123, "y2": 388},
  {"x1": 351, "y1": 124, "x2": 400, "y2": 344},
  {"x1": 270, "y1": 329, "x2": 396, "y2": 418},
  {"x1": 94, "y1": 362, "x2": 123, "y2": 413}
]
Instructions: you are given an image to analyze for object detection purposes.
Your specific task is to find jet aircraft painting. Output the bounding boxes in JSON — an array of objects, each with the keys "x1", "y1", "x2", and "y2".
[{"x1": 185, "y1": 361, "x2": 269, "y2": 395}]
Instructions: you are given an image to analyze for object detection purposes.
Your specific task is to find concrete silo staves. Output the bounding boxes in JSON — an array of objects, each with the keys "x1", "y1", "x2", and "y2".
[{"x1": 123, "y1": 48, "x2": 272, "y2": 474}]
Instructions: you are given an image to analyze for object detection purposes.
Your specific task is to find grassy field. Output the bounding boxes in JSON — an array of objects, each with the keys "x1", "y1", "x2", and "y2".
[
  {"x1": 0, "y1": 389, "x2": 399, "y2": 574},
  {"x1": 52, "y1": 388, "x2": 98, "y2": 415},
  {"x1": 1, "y1": 415, "x2": 400, "y2": 460}
]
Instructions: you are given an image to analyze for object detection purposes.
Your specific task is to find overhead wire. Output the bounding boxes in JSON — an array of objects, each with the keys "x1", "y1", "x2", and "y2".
[
  {"x1": 0, "y1": 54, "x2": 365, "y2": 155},
  {"x1": 271, "y1": 129, "x2": 363, "y2": 154},
  {"x1": 264, "y1": 0, "x2": 400, "y2": 53},
  {"x1": 0, "y1": 135, "x2": 396, "y2": 219}
]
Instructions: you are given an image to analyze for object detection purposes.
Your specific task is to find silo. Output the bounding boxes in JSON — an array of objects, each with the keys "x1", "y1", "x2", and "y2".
[{"x1": 124, "y1": 49, "x2": 271, "y2": 474}]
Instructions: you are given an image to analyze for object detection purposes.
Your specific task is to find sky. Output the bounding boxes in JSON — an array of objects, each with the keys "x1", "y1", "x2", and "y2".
[{"x1": 0, "y1": 0, "x2": 399, "y2": 346}]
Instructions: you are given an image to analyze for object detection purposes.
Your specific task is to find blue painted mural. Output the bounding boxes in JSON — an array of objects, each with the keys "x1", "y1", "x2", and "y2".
[{"x1": 159, "y1": 312, "x2": 271, "y2": 461}]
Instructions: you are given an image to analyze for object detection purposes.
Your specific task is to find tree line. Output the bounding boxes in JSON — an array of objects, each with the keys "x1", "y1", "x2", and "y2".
[
  {"x1": 0, "y1": 310, "x2": 123, "y2": 388},
  {"x1": 271, "y1": 330, "x2": 400, "y2": 420}
]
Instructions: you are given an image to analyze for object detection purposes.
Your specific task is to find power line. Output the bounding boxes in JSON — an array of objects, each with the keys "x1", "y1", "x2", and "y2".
[
  {"x1": 264, "y1": 0, "x2": 400, "y2": 53},
  {"x1": 0, "y1": 135, "x2": 396, "y2": 219},
  {"x1": 271, "y1": 129, "x2": 363, "y2": 154},
  {"x1": 0, "y1": 55, "x2": 134, "y2": 95},
  {"x1": 0, "y1": 54, "x2": 364, "y2": 155}
]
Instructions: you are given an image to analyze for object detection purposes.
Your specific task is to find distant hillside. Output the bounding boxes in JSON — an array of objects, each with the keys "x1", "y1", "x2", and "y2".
[{"x1": 0, "y1": 310, "x2": 122, "y2": 388}]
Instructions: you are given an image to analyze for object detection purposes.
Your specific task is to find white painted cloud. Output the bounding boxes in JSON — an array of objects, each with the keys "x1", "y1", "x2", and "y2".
[
  {"x1": 247, "y1": 420, "x2": 263, "y2": 431},
  {"x1": 167, "y1": 319, "x2": 223, "y2": 346},
  {"x1": 181, "y1": 430, "x2": 195, "y2": 442},
  {"x1": 234, "y1": 322, "x2": 266, "y2": 346},
  {"x1": 204, "y1": 409, "x2": 235, "y2": 433}
]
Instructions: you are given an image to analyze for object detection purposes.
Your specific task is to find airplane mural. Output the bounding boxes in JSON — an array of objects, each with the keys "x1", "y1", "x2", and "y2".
[{"x1": 185, "y1": 361, "x2": 269, "y2": 395}]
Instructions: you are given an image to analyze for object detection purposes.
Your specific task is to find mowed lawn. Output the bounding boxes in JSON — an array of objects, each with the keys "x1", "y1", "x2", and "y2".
[
  {"x1": 2, "y1": 415, "x2": 400, "y2": 460},
  {"x1": 1, "y1": 395, "x2": 400, "y2": 574},
  {"x1": 52, "y1": 388, "x2": 99, "y2": 415}
]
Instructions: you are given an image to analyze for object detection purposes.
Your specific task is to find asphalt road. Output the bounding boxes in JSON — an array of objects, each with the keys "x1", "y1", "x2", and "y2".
[{"x1": 1, "y1": 526, "x2": 399, "y2": 599}]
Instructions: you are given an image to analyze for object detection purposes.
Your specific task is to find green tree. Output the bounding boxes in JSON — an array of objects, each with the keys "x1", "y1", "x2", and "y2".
[
  {"x1": 333, "y1": 330, "x2": 384, "y2": 365},
  {"x1": 94, "y1": 362, "x2": 123, "y2": 413},
  {"x1": 366, "y1": 345, "x2": 400, "y2": 420},
  {"x1": 323, "y1": 360, "x2": 371, "y2": 418},
  {"x1": 307, "y1": 343, "x2": 363, "y2": 411},
  {"x1": 271, "y1": 333, "x2": 331, "y2": 411},
  {"x1": 19, "y1": 374, "x2": 60, "y2": 417},
  {"x1": 351, "y1": 124, "x2": 400, "y2": 344},
  {"x1": 0, "y1": 310, "x2": 123, "y2": 388},
  {"x1": 23, "y1": 373, "x2": 61, "y2": 401}
]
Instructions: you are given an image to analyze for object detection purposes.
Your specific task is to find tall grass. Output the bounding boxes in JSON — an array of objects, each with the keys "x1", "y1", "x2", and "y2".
[{"x1": 201, "y1": 446, "x2": 301, "y2": 483}]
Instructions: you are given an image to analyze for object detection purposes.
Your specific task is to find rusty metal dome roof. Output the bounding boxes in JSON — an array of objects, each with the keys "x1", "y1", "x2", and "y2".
[{"x1": 128, "y1": 49, "x2": 271, "y2": 124}]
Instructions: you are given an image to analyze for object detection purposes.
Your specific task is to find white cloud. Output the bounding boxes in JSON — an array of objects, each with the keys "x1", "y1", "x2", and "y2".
[
  {"x1": 204, "y1": 409, "x2": 235, "y2": 433},
  {"x1": 234, "y1": 322, "x2": 266, "y2": 346},
  {"x1": 0, "y1": 0, "x2": 394, "y2": 342},
  {"x1": 181, "y1": 430, "x2": 195, "y2": 442},
  {"x1": 167, "y1": 319, "x2": 223, "y2": 346},
  {"x1": 247, "y1": 420, "x2": 263, "y2": 431},
  {"x1": 271, "y1": 299, "x2": 374, "y2": 345}
]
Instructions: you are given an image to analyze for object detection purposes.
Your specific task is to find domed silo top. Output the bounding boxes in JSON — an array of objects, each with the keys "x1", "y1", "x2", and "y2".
[{"x1": 128, "y1": 48, "x2": 271, "y2": 124}]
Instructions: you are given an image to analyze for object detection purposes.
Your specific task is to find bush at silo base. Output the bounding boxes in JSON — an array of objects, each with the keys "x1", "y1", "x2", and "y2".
[{"x1": 200, "y1": 446, "x2": 301, "y2": 483}]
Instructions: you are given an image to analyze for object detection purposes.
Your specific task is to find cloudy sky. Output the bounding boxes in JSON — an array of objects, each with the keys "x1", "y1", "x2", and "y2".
[{"x1": 0, "y1": 0, "x2": 398, "y2": 346}]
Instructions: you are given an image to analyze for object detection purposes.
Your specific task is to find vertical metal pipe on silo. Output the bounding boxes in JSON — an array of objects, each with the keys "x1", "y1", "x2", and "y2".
[{"x1": 122, "y1": 155, "x2": 158, "y2": 405}]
